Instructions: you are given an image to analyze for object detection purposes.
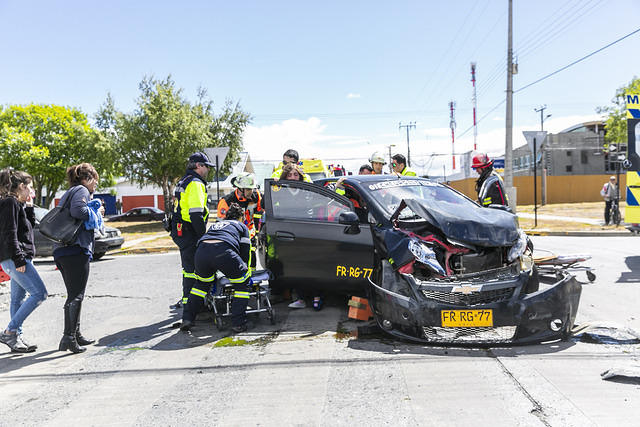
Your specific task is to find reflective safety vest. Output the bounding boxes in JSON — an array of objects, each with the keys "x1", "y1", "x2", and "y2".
[
  {"x1": 400, "y1": 167, "x2": 417, "y2": 176},
  {"x1": 217, "y1": 189, "x2": 263, "y2": 238},
  {"x1": 172, "y1": 171, "x2": 209, "y2": 238}
]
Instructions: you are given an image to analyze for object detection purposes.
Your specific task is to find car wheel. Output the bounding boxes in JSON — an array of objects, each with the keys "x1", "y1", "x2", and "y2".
[{"x1": 93, "y1": 252, "x2": 106, "y2": 260}]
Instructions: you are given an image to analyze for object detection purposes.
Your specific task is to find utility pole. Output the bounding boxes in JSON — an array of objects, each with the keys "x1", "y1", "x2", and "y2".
[
  {"x1": 535, "y1": 105, "x2": 551, "y2": 205},
  {"x1": 399, "y1": 122, "x2": 416, "y2": 166},
  {"x1": 449, "y1": 101, "x2": 456, "y2": 170},
  {"x1": 471, "y1": 63, "x2": 478, "y2": 151},
  {"x1": 504, "y1": 0, "x2": 515, "y2": 208},
  {"x1": 386, "y1": 144, "x2": 396, "y2": 172}
]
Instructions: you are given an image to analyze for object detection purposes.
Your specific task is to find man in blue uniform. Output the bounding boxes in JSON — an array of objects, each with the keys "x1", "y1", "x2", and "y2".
[{"x1": 181, "y1": 202, "x2": 252, "y2": 333}]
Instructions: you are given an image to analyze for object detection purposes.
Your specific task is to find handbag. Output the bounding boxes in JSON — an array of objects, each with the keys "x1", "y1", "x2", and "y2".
[{"x1": 39, "y1": 187, "x2": 84, "y2": 245}]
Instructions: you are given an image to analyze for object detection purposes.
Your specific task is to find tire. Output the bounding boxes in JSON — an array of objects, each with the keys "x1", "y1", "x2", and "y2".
[
  {"x1": 269, "y1": 308, "x2": 276, "y2": 325},
  {"x1": 93, "y1": 252, "x2": 106, "y2": 260},
  {"x1": 613, "y1": 209, "x2": 621, "y2": 226}
]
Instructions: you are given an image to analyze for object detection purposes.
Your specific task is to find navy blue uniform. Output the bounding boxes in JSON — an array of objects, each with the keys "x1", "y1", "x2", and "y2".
[{"x1": 183, "y1": 220, "x2": 252, "y2": 327}]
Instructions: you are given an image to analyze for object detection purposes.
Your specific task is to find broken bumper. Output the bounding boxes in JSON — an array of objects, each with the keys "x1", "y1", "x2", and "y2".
[{"x1": 368, "y1": 262, "x2": 582, "y2": 345}]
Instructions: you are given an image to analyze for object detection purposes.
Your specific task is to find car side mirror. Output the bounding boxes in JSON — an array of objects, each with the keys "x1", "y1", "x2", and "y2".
[{"x1": 338, "y1": 211, "x2": 360, "y2": 234}]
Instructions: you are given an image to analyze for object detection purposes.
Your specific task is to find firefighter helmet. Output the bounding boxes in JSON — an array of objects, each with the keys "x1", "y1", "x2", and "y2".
[
  {"x1": 369, "y1": 151, "x2": 387, "y2": 164},
  {"x1": 471, "y1": 153, "x2": 493, "y2": 169},
  {"x1": 231, "y1": 172, "x2": 257, "y2": 189}
]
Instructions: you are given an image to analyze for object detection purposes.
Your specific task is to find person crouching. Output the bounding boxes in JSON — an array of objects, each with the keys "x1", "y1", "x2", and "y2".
[{"x1": 180, "y1": 203, "x2": 252, "y2": 333}]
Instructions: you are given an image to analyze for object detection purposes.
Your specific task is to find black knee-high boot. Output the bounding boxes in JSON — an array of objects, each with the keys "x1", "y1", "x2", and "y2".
[
  {"x1": 59, "y1": 299, "x2": 86, "y2": 354},
  {"x1": 74, "y1": 300, "x2": 95, "y2": 346}
]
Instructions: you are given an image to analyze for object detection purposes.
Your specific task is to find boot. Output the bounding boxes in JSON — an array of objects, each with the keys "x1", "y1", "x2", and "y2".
[
  {"x1": 59, "y1": 299, "x2": 86, "y2": 354},
  {"x1": 76, "y1": 324, "x2": 95, "y2": 346},
  {"x1": 74, "y1": 302, "x2": 95, "y2": 345},
  {"x1": 59, "y1": 334, "x2": 86, "y2": 353}
]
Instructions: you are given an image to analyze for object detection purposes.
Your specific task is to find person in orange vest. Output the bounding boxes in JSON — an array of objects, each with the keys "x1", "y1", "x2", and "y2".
[
  {"x1": 217, "y1": 172, "x2": 262, "y2": 269},
  {"x1": 369, "y1": 151, "x2": 387, "y2": 175}
]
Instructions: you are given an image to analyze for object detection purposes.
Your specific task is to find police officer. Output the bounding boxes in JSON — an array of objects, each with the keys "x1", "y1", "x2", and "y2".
[
  {"x1": 391, "y1": 154, "x2": 417, "y2": 176},
  {"x1": 271, "y1": 149, "x2": 312, "y2": 182},
  {"x1": 170, "y1": 152, "x2": 212, "y2": 309},
  {"x1": 369, "y1": 151, "x2": 387, "y2": 175},
  {"x1": 471, "y1": 153, "x2": 509, "y2": 207},
  {"x1": 181, "y1": 202, "x2": 252, "y2": 333},
  {"x1": 217, "y1": 172, "x2": 262, "y2": 268}
]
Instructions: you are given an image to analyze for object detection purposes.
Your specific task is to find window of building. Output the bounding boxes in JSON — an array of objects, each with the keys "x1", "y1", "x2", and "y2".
[
  {"x1": 566, "y1": 165, "x2": 573, "y2": 172},
  {"x1": 580, "y1": 150, "x2": 588, "y2": 164},
  {"x1": 566, "y1": 151, "x2": 572, "y2": 157}
]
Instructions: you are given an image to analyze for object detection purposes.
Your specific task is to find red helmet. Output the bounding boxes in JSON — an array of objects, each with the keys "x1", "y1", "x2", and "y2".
[{"x1": 472, "y1": 153, "x2": 493, "y2": 169}]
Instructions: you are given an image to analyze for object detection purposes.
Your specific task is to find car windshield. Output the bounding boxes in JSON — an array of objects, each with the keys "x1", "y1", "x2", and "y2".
[{"x1": 365, "y1": 180, "x2": 479, "y2": 219}]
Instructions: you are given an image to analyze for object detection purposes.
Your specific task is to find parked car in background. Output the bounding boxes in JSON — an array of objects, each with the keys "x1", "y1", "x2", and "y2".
[
  {"x1": 107, "y1": 207, "x2": 165, "y2": 222},
  {"x1": 33, "y1": 206, "x2": 124, "y2": 260}
]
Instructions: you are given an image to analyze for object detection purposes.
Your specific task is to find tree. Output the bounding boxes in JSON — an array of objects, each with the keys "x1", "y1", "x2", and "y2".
[
  {"x1": 598, "y1": 76, "x2": 640, "y2": 149},
  {"x1": 100, "y1": 75, "x2": 251, "y2": 212},
  {"x1": 0, "y1": 104, "x2": 118, "y2": 206}
]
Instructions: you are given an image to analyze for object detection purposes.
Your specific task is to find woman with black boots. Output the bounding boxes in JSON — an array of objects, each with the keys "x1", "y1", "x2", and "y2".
[{"x1": 53, "y1": 163, "x2": 104, "y2": 354}]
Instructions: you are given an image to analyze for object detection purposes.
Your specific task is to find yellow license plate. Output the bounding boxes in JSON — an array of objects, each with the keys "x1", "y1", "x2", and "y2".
[{"x1": 441, "y1": 309, "x2": 493, "y2": 327}]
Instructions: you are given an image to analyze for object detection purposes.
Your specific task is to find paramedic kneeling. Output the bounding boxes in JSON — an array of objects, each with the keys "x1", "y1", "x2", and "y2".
[{"x1": 181, "y1": 203, "x2": 252, "y2": 333}]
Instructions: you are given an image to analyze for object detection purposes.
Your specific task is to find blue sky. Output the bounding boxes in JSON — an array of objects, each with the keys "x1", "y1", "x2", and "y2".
[{"x1": 2, "y1": 0, "x2": 639, "y2": 175}]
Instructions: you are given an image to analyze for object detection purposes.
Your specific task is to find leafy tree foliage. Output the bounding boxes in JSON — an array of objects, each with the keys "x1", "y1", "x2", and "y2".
[
  {"x1": 598, "y1": 76, "x2": 640, "y2": 149},
  {"x1": 0, "y1": 104, "x2": 118, "y2": 206},
  {"x1": 99, "y1": 75, "x2": 251, "y2": 212}
]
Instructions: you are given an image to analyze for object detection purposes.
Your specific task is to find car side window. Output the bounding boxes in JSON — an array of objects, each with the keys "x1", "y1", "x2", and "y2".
[{"x1": 271, "y1": 182, "x2": 350, "y2": 222}]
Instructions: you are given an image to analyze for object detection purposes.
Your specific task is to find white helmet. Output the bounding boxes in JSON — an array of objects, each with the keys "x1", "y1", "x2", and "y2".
[
  {"x1": 231, "y1": 172, "x2": 257, "y2": 189},
  {"x1": 369, "y1": 151, "x2": 387, "y2": 164}
]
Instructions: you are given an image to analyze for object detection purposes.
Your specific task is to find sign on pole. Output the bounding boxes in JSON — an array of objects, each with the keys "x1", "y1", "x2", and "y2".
[
  {"x1": 522, "y1": 131, "x2": 547, "y2": 156},
  {"x1": 203, "y1": 147, "x2": 230, "y2": 202}
]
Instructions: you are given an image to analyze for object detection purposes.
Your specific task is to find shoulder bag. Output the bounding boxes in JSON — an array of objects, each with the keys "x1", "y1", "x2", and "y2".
[{"x1": 39, "y1": 187, "x2": 84, "y2": 245}]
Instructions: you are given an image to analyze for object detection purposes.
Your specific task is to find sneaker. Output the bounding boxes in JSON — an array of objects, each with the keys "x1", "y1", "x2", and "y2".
[
  {"x1": 17, "y1": 334, "x2": 37, "y2": 352},
  {"x1": 179, "y1": 320, "x2": 193, "y2": 332},
  {"x1": 312, "y1": 297, "x2": 323, "y2": 311},
  {"x1": 170, "y1": 300, "x2": 183, "y2": 309},
  {"x1": 288, "y1": 299, "x2": 306, "y2": 309}
]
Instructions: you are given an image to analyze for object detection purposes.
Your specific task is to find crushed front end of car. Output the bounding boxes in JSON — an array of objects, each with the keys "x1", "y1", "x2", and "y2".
[{"x1": 367, "y1": 199, "x2": 581, "y2": 345}]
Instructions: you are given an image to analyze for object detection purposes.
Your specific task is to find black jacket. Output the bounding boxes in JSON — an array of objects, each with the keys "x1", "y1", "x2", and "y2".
[
  {"x1": 476, "y1": 169, "x2": 508, "y2": 207},
  {"x1": 198, "y1": 220, "x2": 251, "y2": 263},
  {"x1": 0, "y1": 196, "x2": 36, "y2": 268}
]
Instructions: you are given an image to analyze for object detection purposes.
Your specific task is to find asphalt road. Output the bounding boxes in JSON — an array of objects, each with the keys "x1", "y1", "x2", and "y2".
[{"x1": 1, "y1": 236, "x2": 639, "y2": 426}]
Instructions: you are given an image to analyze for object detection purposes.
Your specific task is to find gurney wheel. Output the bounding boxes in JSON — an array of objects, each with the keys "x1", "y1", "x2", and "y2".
[
  {"x1": 268, "y1": 308, "x2": 276, "y2": 325},
  {"x1": 586, "y1": 271, "x2": 596, "y2": 282}
]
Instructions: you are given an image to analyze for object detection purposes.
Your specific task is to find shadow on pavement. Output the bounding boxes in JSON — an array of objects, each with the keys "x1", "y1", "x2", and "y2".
[
  {"x1": 0, "y1": 350, "x2": 73, "y2": 375},
  {"x1": 617, "y1": 256, "x2": 640, "y2": 283}
]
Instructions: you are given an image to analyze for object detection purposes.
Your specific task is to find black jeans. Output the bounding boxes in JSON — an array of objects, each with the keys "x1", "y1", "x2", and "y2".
[
  {"x1": 56, "y1": 253, "x2": 90, "y2": 304},
  {"x1": 604, "y1": 200, "x2": 612, "y2": 224}
]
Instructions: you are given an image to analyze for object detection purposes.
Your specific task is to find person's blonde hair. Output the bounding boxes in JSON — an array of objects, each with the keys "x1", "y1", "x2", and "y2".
[{"x1": 279, "y1": 163, "x2": 305, "y2": 181}]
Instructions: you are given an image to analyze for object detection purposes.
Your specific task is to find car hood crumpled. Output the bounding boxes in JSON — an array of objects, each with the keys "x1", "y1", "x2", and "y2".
[{"x1": 397, "y1": 198, "x2": 519, "y2": 247}]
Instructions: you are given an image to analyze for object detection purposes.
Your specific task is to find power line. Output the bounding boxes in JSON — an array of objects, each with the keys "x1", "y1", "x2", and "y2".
[{"x1": 515, "y1": 26, "x2": 640, "y2": 94}]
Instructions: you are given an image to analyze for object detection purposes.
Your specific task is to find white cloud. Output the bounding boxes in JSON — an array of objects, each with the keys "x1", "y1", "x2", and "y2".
[
  {"x1": 492, "y1": 116, "x2": 504, "y2": 121},
  {"x1": 346, "y1": 93, "x2": 361, "y2": 99}
]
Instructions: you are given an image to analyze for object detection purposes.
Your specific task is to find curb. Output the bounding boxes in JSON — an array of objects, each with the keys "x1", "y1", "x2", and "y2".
[
  {"x1": 524, "y1": 229, "x2": 634, "y2": 237},
  {"x1": 110, "y1": 246, "x2": 177, "y2": 256}
]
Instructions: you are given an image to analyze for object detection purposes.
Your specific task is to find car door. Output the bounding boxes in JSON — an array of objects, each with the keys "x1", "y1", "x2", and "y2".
[{"x1": 260, "y1": 179, "x2": 374, "y2": 294}]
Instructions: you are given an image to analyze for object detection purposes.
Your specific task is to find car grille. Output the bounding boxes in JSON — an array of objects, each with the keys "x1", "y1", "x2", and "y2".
[
  {"x1": 422, "y1": 326, "x2": 517, "y2": 343},
  {"x1": 421, "y1": 286, "x2": 515, "y2": 306}
]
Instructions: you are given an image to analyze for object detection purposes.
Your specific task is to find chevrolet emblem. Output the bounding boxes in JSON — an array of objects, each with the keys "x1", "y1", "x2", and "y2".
[{"x1": 451, "y1": 284, "x2": 482, "y2": 294}]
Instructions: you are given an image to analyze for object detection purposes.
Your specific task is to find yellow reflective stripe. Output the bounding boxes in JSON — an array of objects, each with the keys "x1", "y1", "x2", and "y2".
[
  {"x1": 483, "y1": 197, "x2": 492, "y2": 205},
  {"x1": 389, "y1": 258, "x2": 394, "y2": 264},
  {"x1": 190, "y1": 288, "x2": 207, "y2": 299},
  {"x1": 182, "y1": 297, "x2": 188, "y2": 304},
  {"x1": 336, "y1": 188, "x2": 345, "y2": 195},
  {"x1": 253, "y1": 213, "x2": 262, "y2": 218},
  {"x1": 228, "y1": 270, "x2": 251, "y2": 283},
  {"x1": 196, "y1": 273, "x2": 216, "y2": 282},
  {"x1": 183, "y1": 270, "x2": 197, "y2": 279},
  {"x1": 234, "y1": 291, "x2": 250, "y2": 299}
]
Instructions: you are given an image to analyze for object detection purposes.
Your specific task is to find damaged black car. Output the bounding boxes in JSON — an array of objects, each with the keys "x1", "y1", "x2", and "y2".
[{"x1": 258, "y1": 175, "x2": 581, "y2": 345}]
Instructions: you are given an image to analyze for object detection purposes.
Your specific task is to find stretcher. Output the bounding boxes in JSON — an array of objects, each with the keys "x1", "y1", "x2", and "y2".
[
  {"x1": 205, "y1": 269, "x2": 276, "y2": 330},
  {"x1": 534, "y1": 250, "x2": 596, "y2": 282}
]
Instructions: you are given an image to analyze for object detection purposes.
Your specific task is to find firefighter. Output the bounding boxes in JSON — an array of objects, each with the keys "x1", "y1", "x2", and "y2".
[
  {"x1": 181, "y1": 202, "x2": 252, "y2": 333},
  {"x1": 271, "y1": 149, "x2": 312, "y2": 182},
  {"x1": 369, "y1": 151, "x2": 387, "y2": 175},
  {"x1": 391, "y1": 154, "x2": 417, "y2": 176},
  {"x1": 471, "y1": 153, "x2": 509, "y2": 207},
  {"x1": 170, "y1": 152, "x2": 212, "y2": 309},
  {"x1": 217, "y1": 172, "x2": 262, "y2": 269}
]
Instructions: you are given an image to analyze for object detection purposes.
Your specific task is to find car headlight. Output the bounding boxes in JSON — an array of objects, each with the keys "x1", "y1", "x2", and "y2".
[
  {"x1": 507, "y1": 229, "x2": 527, "y2": 262},
  {"x1": 408, "y1": 239, "x2": 445, "y2": 275}
]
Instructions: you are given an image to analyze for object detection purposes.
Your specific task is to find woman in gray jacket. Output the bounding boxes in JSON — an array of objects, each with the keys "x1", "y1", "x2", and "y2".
[{"x1": 54, "y1": 163, "x2": 104, "y2": 354}]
